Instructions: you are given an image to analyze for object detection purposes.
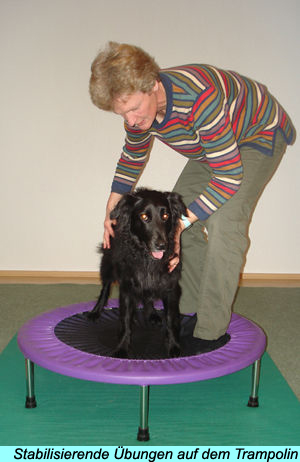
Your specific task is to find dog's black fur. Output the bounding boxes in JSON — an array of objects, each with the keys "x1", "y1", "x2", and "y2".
[{"x1": 88, "y1": 188, "x2": 187, "y2": 358}]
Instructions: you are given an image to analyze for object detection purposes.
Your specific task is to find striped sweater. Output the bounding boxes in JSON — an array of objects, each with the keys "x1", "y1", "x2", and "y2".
[{"x1": 111, "y1": 65, "x2": 296, "y2": 220}]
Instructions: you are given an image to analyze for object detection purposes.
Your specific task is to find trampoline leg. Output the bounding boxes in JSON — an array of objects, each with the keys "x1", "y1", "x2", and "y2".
[
  {"x1": 248, "y1": 359, "x2": 261, "y2": 407},
  {"x1": 137, "y1": 385, "x2": 150, "y2": 441},
  {"x1": 25, "y1": 358, "x2": 37, "y2": 409}
]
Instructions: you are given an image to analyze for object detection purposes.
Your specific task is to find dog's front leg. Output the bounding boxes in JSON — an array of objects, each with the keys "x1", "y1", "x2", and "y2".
[
  {"x1": 114, "y1": 290, "x2": 136, "y2": 358},
  {"x1": 163, "y1": 287, "x2": 181, "y2": 358}
]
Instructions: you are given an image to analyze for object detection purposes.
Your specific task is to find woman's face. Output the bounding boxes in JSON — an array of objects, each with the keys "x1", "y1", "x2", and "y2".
[{"x1": 113, "y1": 82, "x2": 159, "y2": 130}]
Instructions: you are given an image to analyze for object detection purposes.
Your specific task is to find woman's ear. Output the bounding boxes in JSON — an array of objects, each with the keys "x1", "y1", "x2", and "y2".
[{"x1": 148, "y1": 80, "x2": 159, "y2": 95}]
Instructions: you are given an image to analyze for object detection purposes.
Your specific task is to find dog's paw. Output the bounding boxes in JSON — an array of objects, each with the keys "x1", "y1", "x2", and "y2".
[
  {"x1": 114, "y1": 347, "x2": 129, "y2": 359},
  {"x1": 85, "y1": 311, "x2": 100, "y2": 322},
  {"x1": 148, "y1": 311, "x2": 162, "y2": 326},
  {"x1": 168, "y1": 344, "x2": 181, "y2": 358}
]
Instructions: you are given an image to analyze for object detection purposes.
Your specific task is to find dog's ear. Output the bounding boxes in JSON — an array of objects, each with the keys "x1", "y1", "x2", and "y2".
[
  {"x1": 166, "y1": 192, "x2": 187, "y2": 219},
  {"x1": 110, "y1": 193, "x2": 139, "y2": 232},
  {"x1": 110, "y1": 193, "x2": 138, "y2": 220}
]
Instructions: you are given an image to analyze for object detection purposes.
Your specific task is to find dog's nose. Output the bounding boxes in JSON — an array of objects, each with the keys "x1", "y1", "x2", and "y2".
[{"x1": 154, "y1": 241, "x2": 166, "y2": 251}]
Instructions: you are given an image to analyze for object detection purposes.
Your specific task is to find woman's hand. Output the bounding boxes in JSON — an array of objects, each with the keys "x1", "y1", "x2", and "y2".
[
  {"x1": 102, "y1": 192, "x2": 123, "y2": 249},
  {"x1": 103, "y1": 216, "x2": 116, "y2": 249},
  {"x1": 168, "y1": 210, "x2": 198, "y2": 272},
  {"x1": 168, "y1": 220, "x2": 184, "y2": 272}
]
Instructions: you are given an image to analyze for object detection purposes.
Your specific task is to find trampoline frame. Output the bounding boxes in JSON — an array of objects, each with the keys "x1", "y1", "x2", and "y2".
[{"x1": 18, "y1": 300, "x2": 266, "y2": 441}]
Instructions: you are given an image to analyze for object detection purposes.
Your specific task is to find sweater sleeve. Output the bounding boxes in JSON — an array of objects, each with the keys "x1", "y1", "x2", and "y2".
[
  {"x1": 111, "y1": 124, "x2": 153, "y2": 194},
  {"x1": 188, "y1": 99, "x2": 244, "y2": 221}
]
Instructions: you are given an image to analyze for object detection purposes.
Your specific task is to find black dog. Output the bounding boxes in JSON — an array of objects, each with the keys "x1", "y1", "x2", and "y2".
[{"x1": 88, "y1": 188, "x2": 187, "y2": 358}]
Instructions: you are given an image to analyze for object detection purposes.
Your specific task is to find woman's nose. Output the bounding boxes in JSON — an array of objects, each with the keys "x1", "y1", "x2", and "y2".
[
  {"x1": 126, "y1": 117, "x2": 135, "y2": 127},
  {"x1": 126, "y1": 115, "x2": 136, "y2": 127}
]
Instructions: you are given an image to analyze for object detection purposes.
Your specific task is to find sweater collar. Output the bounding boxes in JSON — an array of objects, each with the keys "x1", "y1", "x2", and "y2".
[{"x1": 152, "y1": 72, "x2": 173, "y2": 129}]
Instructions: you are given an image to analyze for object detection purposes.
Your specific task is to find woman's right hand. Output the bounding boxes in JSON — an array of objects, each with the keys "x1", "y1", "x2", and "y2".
[
  {"x1": 103, "y1": 216, "x2": 116, "y2": 249},
  {"x1": 102, "y1": 192, "x2": 123, "y2": 249}
]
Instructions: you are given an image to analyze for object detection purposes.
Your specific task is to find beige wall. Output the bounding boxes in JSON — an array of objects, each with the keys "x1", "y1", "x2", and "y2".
[{"x1": 1, "y1": 0, "x2": 299, "y2": 272}]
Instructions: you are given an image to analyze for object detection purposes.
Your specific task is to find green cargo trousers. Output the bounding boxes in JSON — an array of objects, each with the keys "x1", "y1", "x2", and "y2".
[{"x1": 173, "y1": 131, "x2": 287, "y2": 340}]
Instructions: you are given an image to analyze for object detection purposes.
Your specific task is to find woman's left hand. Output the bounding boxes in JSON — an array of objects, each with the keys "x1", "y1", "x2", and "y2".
[
  {"x1": 168, "y1": 219, "x2": 185, "y2": 272},
  {"x1": 168, "y1": 210, "x2": 198, "y2": 272}
]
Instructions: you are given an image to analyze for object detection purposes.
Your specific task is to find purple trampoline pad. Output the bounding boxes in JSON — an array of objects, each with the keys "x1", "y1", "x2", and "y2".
[{"x1": 17, "y1": 299, "x2": 266, "y2": 386}]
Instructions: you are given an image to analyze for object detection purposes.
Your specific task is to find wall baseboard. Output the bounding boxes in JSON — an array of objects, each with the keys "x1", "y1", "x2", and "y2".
[
  {"x1": 0, "y1": 271, "x2": 100, "y2": 284},
  {"x1": 0, "y1": 270, "x2": 299, "y2": 287},
  {"x1": 238, "y1": 273, "x2": 300, "y2": 287}
]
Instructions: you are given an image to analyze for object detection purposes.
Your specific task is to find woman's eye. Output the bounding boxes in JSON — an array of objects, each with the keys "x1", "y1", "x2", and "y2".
[
  {"x1": 140, "y1": 213, "x2": 149, "y2": 222},
  {"x1": 162, "y1": 213, "x2": 169, "y2": 221}
]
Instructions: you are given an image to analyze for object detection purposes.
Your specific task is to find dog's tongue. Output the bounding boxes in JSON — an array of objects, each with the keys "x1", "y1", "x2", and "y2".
[{"x1": 151, "y1": 251, "x2": 164, "y2": 260}]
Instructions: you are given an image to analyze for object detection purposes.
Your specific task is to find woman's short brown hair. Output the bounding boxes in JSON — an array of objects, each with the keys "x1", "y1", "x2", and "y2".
[{"x1": 89, "y1": 42, "x2": 160, "y2": 111}]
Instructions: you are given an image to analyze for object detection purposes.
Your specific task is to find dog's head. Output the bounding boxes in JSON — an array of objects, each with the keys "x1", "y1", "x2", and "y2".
[{"x1": 110, "y1": 188, "x2": 186, "y2": 260}]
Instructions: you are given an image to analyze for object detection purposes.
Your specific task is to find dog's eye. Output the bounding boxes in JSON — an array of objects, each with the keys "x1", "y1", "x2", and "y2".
[
  {"x1": 162, "y1": 212, "x2": 169, "y2": 221},
  {"x1": 140, "y1": 213, "x2": 149, "y2": 222}
]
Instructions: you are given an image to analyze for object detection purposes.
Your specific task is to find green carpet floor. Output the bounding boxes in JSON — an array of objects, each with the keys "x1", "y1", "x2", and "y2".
[{"x1": 0, "y1": 335, "x2": 299, "y2": 446}]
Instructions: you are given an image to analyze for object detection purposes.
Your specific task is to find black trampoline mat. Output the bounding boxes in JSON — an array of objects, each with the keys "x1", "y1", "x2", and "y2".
[{"x1": 54, "y1": 307, "x2": 197, "y2": 360}]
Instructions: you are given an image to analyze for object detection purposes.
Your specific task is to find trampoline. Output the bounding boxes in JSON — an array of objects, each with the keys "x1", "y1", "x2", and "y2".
[{"x1": 17, "y1": 299, "x2": 266, "y2": 441}]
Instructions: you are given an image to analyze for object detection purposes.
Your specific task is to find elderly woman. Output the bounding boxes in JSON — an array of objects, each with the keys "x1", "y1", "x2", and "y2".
[{"x1": 89, "y1": 42, "x2": 296, "y2": 353}]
